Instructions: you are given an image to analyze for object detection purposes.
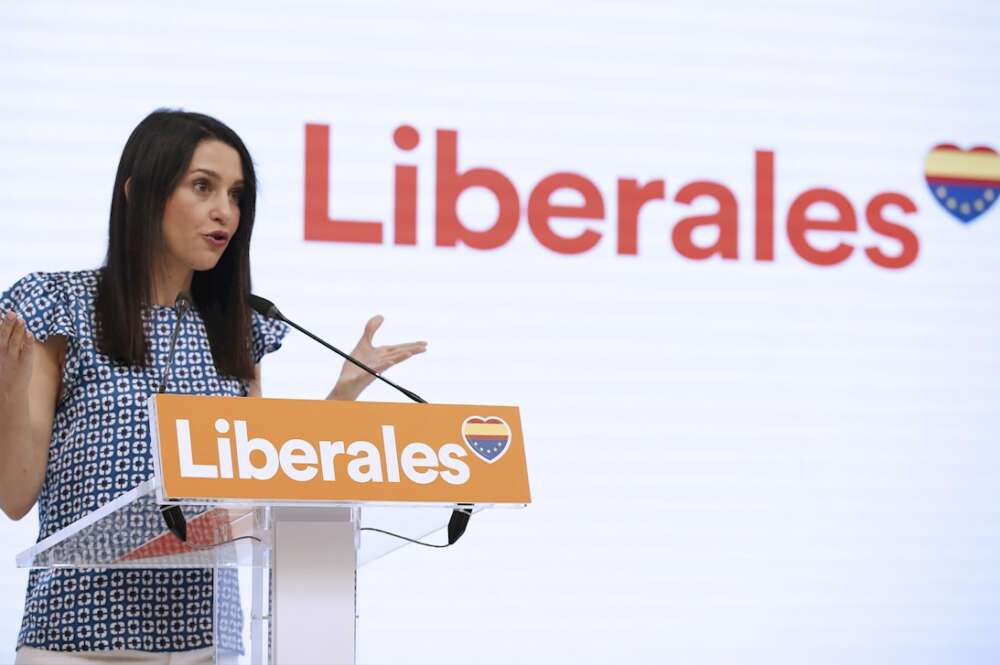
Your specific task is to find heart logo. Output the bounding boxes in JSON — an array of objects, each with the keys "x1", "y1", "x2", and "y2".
[
  {"x1": 924, "y1": 143, "x2": 1000, "y2": 224},
  {"x1": 461, "y1": 416, "x2": 511, "y2": 464}
]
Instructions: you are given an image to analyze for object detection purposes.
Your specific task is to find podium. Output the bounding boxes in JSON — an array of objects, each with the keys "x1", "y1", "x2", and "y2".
[{"x1": 16, "y1": 395, "x2": 531, "y2": 664}]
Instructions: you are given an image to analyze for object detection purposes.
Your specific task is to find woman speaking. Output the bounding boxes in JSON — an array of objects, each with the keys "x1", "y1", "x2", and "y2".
[{"x1": 0, "y1": 109, "x2": 426, "y2": 663}]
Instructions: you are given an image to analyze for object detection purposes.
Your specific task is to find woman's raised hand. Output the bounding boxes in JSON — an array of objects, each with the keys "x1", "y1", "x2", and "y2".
[
  {"x1": 0, "y1": 311, "x2": 34, "y2": 401},
  {"x1": 329, "y1": 315, "x2": 427, "y2": 401}
]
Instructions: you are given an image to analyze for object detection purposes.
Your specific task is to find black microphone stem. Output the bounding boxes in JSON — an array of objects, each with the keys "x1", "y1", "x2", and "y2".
[
  {"x1": 156, "y1": 291, "x2": 192, "y2": 542},
  {"x1": 157, "y1": 295, "x2": 190, "y2": 394}
]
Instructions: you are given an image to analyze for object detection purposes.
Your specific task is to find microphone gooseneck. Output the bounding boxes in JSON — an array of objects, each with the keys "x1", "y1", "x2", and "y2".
[
  {"x1": 157, "y1": 292, "x2": 192, "y2": 394},
  {"x1": 156, "y1": 291, "x2": 192, "y2": 542}
]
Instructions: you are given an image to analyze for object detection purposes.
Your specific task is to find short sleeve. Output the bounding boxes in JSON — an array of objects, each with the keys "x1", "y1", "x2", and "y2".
[
  {"x1": 250, "y1": 310, "x2": 290, "y2": 364},
  {"x1": 0, "y1": 272, "x2": 76, "y2": 343}
]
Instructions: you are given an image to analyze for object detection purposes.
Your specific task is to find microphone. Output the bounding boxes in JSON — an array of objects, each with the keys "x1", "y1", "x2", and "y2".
[
  {"x1": 156, "y1": 291, "x2": 192, "y2": 542},
  {"x1": 160, "y1": 503, "x2": 187, "y2": 543},
  {"x1": 156, "y1": 292, "x2": 192, "y2": 394},
  {"x1": 447, "y1": 505, "x2": 474, "y2": 544},
  {"x1": 250, "y1": 294, "x2": 475, "y2": 545},
  {"x1": 248, "y1": 294, "x2": 427, "y2": 404}
]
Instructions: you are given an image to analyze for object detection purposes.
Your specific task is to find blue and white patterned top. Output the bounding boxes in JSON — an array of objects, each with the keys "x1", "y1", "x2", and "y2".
[{"x1": 0, "y1": 269, "x2": 288, "y2": 652}]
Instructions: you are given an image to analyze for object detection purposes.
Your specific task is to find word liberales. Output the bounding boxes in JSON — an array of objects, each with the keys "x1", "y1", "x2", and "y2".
[{"x1": 304, "y1": 123, "x2": 919, "y2": 269}]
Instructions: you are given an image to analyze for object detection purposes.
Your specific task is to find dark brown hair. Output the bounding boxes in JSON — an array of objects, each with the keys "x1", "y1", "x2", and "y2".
[{"x1": 95, "y1": 109, "x2": 258, "y2": 380}]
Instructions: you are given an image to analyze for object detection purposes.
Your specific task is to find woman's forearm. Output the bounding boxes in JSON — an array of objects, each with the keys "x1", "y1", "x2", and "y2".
[
  {"x1": 0, "y1": 389, "x2": 46, "y2": 520},
  {"x1": 0, "y1": 328, "x2": 63, "y2": 521}
]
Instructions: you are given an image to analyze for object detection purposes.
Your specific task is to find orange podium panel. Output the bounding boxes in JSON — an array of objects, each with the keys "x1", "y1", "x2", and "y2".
[{"x1": 149, "y1": 395, "x2": 531, "y2": 505}]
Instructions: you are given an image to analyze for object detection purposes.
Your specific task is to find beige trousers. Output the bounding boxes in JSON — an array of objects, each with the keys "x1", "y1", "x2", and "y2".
[{"x1": 14, "y1": 646, "x2": 213, "y2": 665}]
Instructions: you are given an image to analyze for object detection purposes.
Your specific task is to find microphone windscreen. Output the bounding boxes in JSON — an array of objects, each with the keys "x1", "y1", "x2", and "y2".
[
  {"x1": 248, "y1": 294, "x2": 280, "y2": 320},
  {"x1": 447, "y1": 508, "x2": 473, "y2": 545}
]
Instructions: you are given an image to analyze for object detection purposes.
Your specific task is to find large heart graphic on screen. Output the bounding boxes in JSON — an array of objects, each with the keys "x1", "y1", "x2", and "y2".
[
  {"x1": 461, "y1": 416, "x2": 511, "y2": 464},
  {"x1": 924, "y1": 144, "x2": 1000, "y2": 224}
]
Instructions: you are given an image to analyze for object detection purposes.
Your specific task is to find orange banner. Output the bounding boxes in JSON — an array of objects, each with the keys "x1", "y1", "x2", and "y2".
[{"x1": 149, "y1": 395, "x2": 531, "y2": 505}]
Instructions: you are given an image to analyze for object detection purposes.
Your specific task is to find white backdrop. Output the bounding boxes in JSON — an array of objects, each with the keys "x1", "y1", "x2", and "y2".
[{"x1": 2, "y1": 1, "x2": 999, "y2": 663}]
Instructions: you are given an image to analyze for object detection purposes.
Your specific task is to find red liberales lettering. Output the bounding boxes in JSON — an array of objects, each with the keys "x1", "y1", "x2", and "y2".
[
  {"x1": 864, "y1": 193, "x2": 919, "y2": 269},
  {"x1": 787, "y1": 188, "x2": 857, "y2": 266},
  {"x1": 303, "y1": 123, "x2": 921, "y2": 270},
  {"x1": 527, "y1": 173, "x2": 604, "y2": 254},
  {"x1": 435, "y1": 129, "x2": 520, "y2": 250},
  {"x1": 617, "y1": 178, "x2": 666, "y2": 255},
  {"x1": 304, "y1": 124, "x2": 382, "y2": 243},
  {"x1": 672, "y1": 181, "x2": 739, "y2": 260},
  {"x1": 754, "y1": 150, "x2": 775, "y2": 261},
  {"x1": 393, "y1": 125, "x2": 420, "y2": 246}
]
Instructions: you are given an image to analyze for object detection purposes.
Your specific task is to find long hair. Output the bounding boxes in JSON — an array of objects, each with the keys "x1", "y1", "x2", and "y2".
[{"x1": 95, "y1": 109, "x2": 257, "y2": 381}]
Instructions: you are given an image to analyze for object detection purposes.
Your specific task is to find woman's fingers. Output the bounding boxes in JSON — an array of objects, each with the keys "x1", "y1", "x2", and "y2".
[
  {"x1": 380, "y1": 346, "x2": 425, "y2": 365},
  {"x1": 378, "y1": 348, "x2": 423, "y2": 370},
  {"x1": 11, "y1": 317, "x2": 25, "y2": 354},
  {"x1": 13, "y1": 318, "x2": 30, "y2": 356},
  {"x1": 0, "y1": 312, "x2": 33, "y2": 385},
  {"x1": 0, "y1": 314, "x2": 34, "y2": 397},
  {"x1": 360, "y1": 347, "x2": 423, "y2": 374},
  {"x1": 0, "y1": 311, "x2": 19, "y2": 351},
  {"x1": 0, "y1": 311, "x2": 11, "y2": 348},
  {"x1": 3, "y1": 314, "x2": 35, "y2": 359},
  {"x1": 362, "y1": 315, "x2": 384, "y2": 345},
  {"x1": 18, "y1": 325, "x2": 34, "y2": 355},
  {"x1": 381, "y1": 341, "x2": 428, "y2": 355}
]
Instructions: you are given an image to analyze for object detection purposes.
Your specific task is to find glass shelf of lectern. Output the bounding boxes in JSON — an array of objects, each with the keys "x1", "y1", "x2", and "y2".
[{"x1": 16, "y1": 478, "x2": 483, "y2": 570}]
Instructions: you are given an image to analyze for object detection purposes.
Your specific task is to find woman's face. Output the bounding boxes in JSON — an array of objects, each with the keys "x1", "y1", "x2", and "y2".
[{"x1": 160, "y1": 139, "x2": 244, "y2": 274}]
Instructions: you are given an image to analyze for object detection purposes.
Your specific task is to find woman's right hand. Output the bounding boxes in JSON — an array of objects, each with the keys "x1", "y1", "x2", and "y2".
[
  {"x1": 0, "y1": 310, "x2": 34, "y2": 401},
  {"x1": 0, "y1": 309, "x2": 62, "y2": 520}
]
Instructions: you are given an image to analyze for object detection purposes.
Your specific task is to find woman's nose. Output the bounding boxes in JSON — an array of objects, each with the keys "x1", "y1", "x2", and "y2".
[{"x1": 211, "y1": 194, "x2": 236, "y2": 224}]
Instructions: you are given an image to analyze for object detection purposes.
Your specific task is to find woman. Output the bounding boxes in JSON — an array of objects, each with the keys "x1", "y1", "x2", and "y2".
[{"x1": 0, "y1": 109, "x2": 426, "y2": 663}]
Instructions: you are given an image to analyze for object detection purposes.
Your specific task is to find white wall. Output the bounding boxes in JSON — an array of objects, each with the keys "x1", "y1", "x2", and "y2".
[{"x1": 2, "y1": 1, "x2": 999, "y2": 663}]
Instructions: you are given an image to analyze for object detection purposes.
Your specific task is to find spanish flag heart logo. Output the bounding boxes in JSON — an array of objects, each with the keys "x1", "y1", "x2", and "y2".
[
  {"x1": 924, "y1": 144, "x2": 1000, "y2": 224},
  {"x1": 461, "y1": 416, "x2": 511, "y2": 464}
]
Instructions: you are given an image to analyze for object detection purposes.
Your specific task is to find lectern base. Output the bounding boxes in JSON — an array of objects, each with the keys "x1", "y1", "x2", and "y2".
[{"x1": 272, "y1": 507, "x2": 357, "y2": 665}]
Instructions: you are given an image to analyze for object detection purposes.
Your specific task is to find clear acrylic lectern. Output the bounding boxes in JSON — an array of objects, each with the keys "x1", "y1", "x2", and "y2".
[
  {"x1": 17, "y1": 394, "x2": 530, "y2": 664},
  {"x1": 16, "y1": 476, "x2": 473, "y2": 664}
]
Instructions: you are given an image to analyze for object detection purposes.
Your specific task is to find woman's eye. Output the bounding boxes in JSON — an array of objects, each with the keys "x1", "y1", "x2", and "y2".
[
  {"x1": 229, "y1": 189, "x2": 242, "y2": 202},
  {"x1": 193, "y1": 179, "x2": 210, "y2": 193}
]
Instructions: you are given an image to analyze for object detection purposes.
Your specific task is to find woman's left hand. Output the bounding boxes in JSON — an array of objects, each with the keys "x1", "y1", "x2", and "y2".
[{"x1": 328, "y1": 315, "x2": 427, "y2": 401}]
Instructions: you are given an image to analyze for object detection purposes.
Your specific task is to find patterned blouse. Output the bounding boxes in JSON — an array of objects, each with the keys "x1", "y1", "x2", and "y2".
[{"x1": 0, "y1": 270, "x2": 288, "y2": 652}]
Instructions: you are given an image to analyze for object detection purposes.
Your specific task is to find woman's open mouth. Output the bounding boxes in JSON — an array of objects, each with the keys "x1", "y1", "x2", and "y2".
[{"x1": 203, "y1": 231, "x2": 230, "y2": 248}]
